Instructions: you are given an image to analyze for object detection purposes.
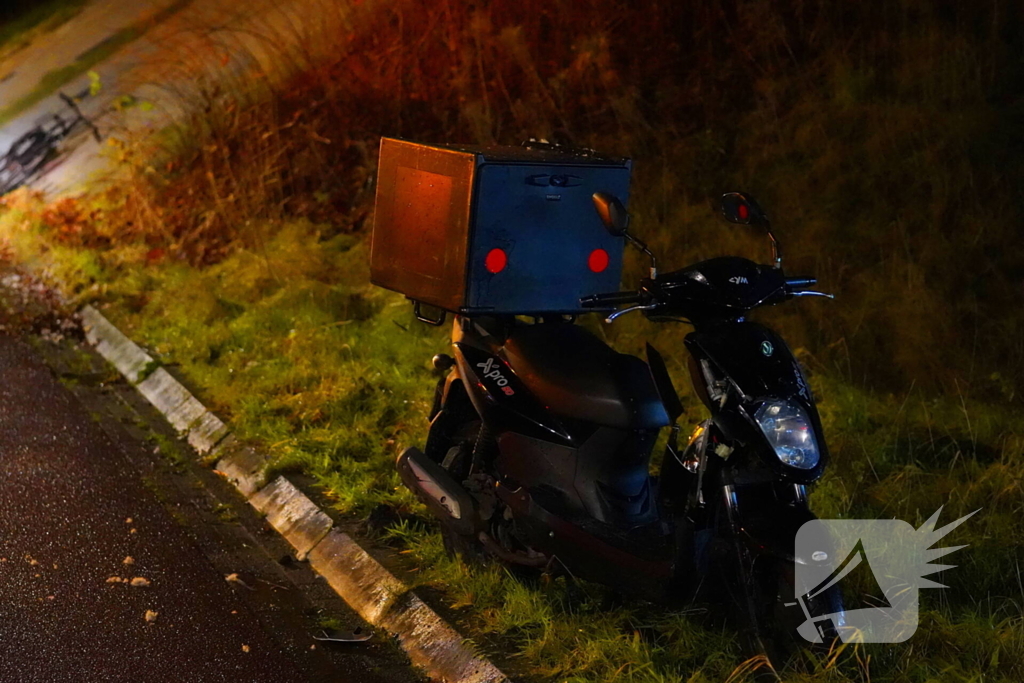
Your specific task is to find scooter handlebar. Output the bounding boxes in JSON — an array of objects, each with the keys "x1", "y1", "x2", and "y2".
[
  {"x1": 785, "y1": 276, "x2": 817, "y2": 291},
  {"x1": 785, "y1": 275, "x2": 835, "y2": 299},
  {"x1": 580, "y1": 291, "x2": 643, "y2": 308}
]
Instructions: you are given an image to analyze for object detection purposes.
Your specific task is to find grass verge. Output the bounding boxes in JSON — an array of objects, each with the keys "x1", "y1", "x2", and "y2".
[{"x1": 1, "y1": 190, "x2": 1022, "y2": 682}]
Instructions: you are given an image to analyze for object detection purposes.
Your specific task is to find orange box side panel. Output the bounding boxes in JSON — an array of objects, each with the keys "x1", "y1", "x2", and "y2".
[{"x1": 370, "y1": 138, "x2": 476, "y2": 312}]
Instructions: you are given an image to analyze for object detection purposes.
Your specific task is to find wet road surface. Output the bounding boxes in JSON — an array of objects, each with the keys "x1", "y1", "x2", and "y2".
[{"x1": 0, "y1": 332, "x2": 416, "y2": 683}]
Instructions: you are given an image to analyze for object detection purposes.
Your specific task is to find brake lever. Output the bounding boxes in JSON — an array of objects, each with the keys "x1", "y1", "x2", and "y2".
[
  {"x1": 791, "y1": 290, "x2": 835, "y2": 299},
  {"x1": 605, "y1": 304, "x2": 657, "y2": 323}
]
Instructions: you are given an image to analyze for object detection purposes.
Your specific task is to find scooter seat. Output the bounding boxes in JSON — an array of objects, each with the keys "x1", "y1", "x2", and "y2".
[{"x1": 503, "y1": 323, "x2": 669, "y2": 430}]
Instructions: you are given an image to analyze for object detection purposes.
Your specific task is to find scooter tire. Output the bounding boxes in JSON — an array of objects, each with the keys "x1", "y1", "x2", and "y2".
[{"x1": 750, "y1": 553, "x2": 845, "y2": 671}]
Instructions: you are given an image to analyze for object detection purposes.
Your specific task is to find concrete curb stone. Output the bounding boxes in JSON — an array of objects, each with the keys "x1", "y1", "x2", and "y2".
[
  {"x1": 80, "y1": 305, "x2": 154, "y2": 384},
  {"x1": 308, "y1": 529, "x2": 406, "y2": 624},
  {"x1": 185, "y1": 409, "x2": 230, "y2": 454},
  {"x1": 309, "y1": 530, "x2": 507, "y2": 683},
  {"x1": 164, "y1": 393, "x2": 208, "y2": 434},
  {"x1": 213, "y1": 439, "x2": 269, "y2": 498},
  {"x1": 80, "y1": 305, "x2": 509, "y2": 683},
  {"x1": 250, "y1": 476, "x2": 334, "y2": 561},
  {"x1": 134, "y1": 367, "x2": 192, "y2": 418}
]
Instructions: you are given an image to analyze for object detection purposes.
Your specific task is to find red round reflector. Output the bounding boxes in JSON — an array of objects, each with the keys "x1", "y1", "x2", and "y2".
[
  {"x1": 738, "y1": 203, "x2": 749, "y2": 220},
  {"x1": 588, "y1": 248, "x2": 610, "y2": 273},
  {"x1": 485, "y1": 248, "x2": 507, "y2": 274}
]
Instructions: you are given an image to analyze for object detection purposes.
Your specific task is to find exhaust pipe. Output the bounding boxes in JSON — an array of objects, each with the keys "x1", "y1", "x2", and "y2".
[{"x1": 396, "y1": 447, "x2": 477, "y2": 536}]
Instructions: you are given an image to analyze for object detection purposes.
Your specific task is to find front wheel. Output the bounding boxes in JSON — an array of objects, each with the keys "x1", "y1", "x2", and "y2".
[{"x1": 745, "y1": 550, "x2": 846, "y2": 669}]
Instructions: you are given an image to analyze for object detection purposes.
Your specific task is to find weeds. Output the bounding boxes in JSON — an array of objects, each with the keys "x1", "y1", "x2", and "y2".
[
  {"x1": 57, "y1": 0, "x2": 1024, "y2": 396},
  {"x1": 137, "y1": 359, "x2": 161, "y2": 382},
  {"x1": 211, "y1": 502, "x2": 237, "y2": 524},
  {"x1": 151, "y1": 431, "x2": 189, "y2": 473}
]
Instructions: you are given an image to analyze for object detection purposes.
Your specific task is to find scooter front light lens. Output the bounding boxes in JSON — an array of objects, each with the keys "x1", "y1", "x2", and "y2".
[{"x1": 754, "y1": 400, "x2": 820, "y2": 469}]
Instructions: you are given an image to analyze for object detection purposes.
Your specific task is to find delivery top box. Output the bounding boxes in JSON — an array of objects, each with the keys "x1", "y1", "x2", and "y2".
[{"x1": 370, "y1": 137, "x2": 632, "y2": 316}]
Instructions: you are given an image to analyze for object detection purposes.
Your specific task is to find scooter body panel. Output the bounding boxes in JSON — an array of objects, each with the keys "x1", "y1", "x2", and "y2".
[
  {"x1": 685, "y1": 321, "x2": 812, "y2": 403},
  {"x1": 448, "y1": 316, "x2": 668, "y2": 531},
  {"x1": 684, "y1": 320, "x2": 829, "y2": 483},
  {"x1": 455, "y1": 340, "x2": 576, "y2": 445}
]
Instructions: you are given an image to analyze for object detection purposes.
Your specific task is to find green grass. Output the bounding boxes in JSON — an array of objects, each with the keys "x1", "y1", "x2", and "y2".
[
  {"x1": 2, "y1": 197, "x2": 1022, "y2": 681},
  {"x1": 137, "y1": 359, "x2": 161, "y2": 382}
]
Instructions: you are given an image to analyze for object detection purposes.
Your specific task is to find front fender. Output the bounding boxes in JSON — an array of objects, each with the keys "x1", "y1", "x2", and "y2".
[{"x1": 731, "y1": 494, "x2": 819, "y2": 565}]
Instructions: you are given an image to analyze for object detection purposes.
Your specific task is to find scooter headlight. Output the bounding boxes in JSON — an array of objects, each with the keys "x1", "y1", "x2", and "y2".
[{"x1": 754, "y1": 400, "x2": 820, "y2": 470}]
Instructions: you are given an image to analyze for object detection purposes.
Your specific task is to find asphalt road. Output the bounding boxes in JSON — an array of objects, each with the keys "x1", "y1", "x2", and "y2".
[{"x1": 0, "y1": 330, "x2": 416, "y2": 683}]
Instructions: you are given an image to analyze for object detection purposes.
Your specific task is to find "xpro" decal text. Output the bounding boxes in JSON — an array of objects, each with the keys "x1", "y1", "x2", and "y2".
[{"x1": 476, "y1": 357, "x2": 516, "y2": 396}]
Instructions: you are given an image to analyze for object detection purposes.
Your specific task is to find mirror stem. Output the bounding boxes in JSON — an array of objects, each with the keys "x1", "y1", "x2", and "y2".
[
  {"x1": 766, "y1": 227, "x2": 782, "y2": 269},
  {"x1": 625, "y1": 234, "x2": 657, "y2": 278}
]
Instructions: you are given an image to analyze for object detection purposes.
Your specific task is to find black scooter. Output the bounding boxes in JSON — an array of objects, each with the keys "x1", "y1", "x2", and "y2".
[{"x1": 396, "y1": 191, "x2": 846, "y2": 657}]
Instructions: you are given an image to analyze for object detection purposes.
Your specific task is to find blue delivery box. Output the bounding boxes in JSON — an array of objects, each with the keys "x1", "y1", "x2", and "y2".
[{"x1": 370, "y1": 137, "x2": 631, "y2": 316}]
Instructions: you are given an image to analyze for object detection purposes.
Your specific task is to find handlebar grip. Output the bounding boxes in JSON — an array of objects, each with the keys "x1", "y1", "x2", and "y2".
[
  {"x1": 785, "y1": 276, "x2": 817, "y2": 290},
  {"x1": 580, "y1": 291, "x2": 643, "y2": 308}
]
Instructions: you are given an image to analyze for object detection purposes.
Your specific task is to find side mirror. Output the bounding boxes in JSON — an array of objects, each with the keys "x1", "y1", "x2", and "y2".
[
  {"x1": 720, "y1": 192, "x2": 782, "y2": 268},
  {"x1": 720, "y1": 192, "x2": 769, "y2": 226},
  {"x1": 592, "y1": 192, "x2": 629, "y2": 237},
  {"x1": 592, "y1": 191, "x2": 658, "y2": 279}
]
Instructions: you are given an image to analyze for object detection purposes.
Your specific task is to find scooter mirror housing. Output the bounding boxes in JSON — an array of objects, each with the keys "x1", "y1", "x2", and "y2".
[
  {"x1": 592, "y1": 191, "x2": 630, "y2": 237},
  {"x1": 720, "y1": 192, "x2": 769, "y2": 227},
  {"x1": 593, "y1": 191, "x2": 659, "y2": 278},
  {"x1": 720, "y1": 192, "x2": 783, "y2": 268}
]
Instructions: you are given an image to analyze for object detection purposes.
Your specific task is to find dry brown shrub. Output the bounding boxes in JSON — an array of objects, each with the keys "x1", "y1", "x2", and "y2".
[
  {"x1": 75, "y1": 0, "x2": 1024, "y2": 395},
  {"x1": 97, "y1": 0, "x2": 711, "y2": 264},
  {"x1": 38, "y1": 197, "x2": 107, "y2": 248}
]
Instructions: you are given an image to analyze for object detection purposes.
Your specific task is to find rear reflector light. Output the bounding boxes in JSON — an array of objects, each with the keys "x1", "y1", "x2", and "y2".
[
  {"x1": 485, "y1": 248, "x2": 507, "y2": 273},
  {"x1": 588, "y1": 248, "x2": 609, "y2": 273}
]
